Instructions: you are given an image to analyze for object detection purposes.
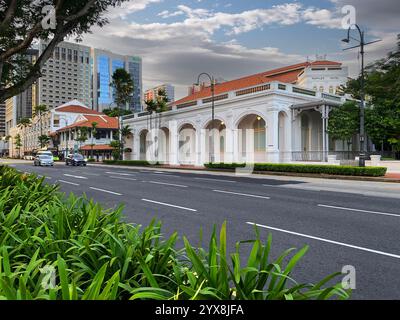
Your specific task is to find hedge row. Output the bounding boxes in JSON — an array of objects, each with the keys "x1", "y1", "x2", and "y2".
[
  {"x1": 0, "y1": 165, "x2": 350, "y2": 300},
  {"x1": 103, "y1": 160, "x2": 153, "y2": 166},
  {"x1": 205, "y1": 163, "x2": 387, "y2": 177}
]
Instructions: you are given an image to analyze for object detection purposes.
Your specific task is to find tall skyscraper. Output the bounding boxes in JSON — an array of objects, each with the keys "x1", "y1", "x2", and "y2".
[
  {"x1": 38, "y1": 41, "x2": 92, "y2": 109},
  {"x1": 145, "y1": 84, "x2": 175, "y2": 103},
  {"x1": 5, "y1": 49, "x2": 38, "y2": 136},
  {"x1": 0, "y1": 103, "x2": 5, "y2": 137},
  {"x1": 92, "y1": 49, "x2": 142, "y2": 113}
]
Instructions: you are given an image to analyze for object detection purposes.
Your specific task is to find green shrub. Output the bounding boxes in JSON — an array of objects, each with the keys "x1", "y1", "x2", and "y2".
[
  {"x1": 0, "y1": 166, "x2": 350, "y2": 300},
  {"x1": 103, "y1": 160, "x2": 153, "y2": 166},
  {"x1": 205, "y1": 163, "x2": 387, "y2": 177},
  {"x1": 87, "y1": 158, "x2": 96, "y2": 162}
]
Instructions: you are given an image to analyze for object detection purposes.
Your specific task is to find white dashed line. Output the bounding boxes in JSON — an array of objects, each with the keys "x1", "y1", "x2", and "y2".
[
  {"x1": 89, "y1": 187, "x2": 122, "y2": 196},
  {"x1": 246, "y1": 222, "x2": 400, "y2": 259},
  {"x1": 318, "y1": 204, "x2": 400, "y2": 218},
  {"x1": 64, "y1": 174, "x2": 88, "y2": 180},
  {"x1": 148, "y1": 181, "x2": 188, "y2": 188},
  {"x1": 214, "y1": 190, "x2": 270, "y2": 199},
  {"x1": 58, "y1": 180, "x2": 80, "y2": 186},
  {"x1": 142, "y1": 199, "x2": 197, "y2": 212},
  {"x1": 109, "y1": 176, "x2": 137, "y2": 181}
]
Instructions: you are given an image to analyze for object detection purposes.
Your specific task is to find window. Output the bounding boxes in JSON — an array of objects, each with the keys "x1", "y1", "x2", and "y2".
[
  {"x1": 67, "y1": 49, "x2": 72, "y2": 62},
  {"x1": 319, "y1": 86, "x2": 324, "y2": 92},
  {"x1": 329, "y1": 86, "x2": 334, "y2": 94},
  {"x1": 61, "y1": 48, "x2": 66, "y2": 60},
  {"x1": 73, "y1": 50, "x2": 78, "y2": 63}
]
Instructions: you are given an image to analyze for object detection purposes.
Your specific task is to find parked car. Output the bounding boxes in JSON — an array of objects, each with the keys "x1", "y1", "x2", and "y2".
[
  {"x1": 23, "y1": 155, "x2": 35, "y2": 160},
  {"x1": 66, "y1": 153, "x2": 87, "y2": 166},
  {"x1": 34, "y1": 155, "x2": 54, "y2": 166}
]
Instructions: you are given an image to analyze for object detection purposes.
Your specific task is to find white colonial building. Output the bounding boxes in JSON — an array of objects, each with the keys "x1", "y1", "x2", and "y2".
[{"x1": 123, "y1": 60, "x2": 356, "y2": 166}]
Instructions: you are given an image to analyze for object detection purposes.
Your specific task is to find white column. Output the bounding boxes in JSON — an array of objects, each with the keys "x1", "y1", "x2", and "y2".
[
  {"x1": 133, "y1": 134, "x2": 140, "y2": 160},
  {"x1": 266, "y1": 110, "x2": 279, "y2": 163},
  {"x1": 224, "y1": 127, "x2": 234, "y2": 164},
  {"x1": 169, "y1": 120, "x2": 179, "y2": 165},
  {"x1": 200, "y1": 128, "x2": 207, "y2": 165},
  {"x1": 195, "y1": 128, "x2": 202, "y2": 166},
  {"x1": 233, "y1": 129, "x2": 240, "y2": 163}
]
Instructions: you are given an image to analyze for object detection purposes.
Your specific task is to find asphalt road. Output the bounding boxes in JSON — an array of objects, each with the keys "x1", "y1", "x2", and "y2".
[{"x1": 8, "y1": 161, "x2": 400, "y2": 300}]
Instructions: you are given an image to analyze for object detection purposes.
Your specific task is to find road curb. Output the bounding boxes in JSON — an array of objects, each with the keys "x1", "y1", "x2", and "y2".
[{"x1": 87, "y1": 163, "x2": 400, "y2": 183}]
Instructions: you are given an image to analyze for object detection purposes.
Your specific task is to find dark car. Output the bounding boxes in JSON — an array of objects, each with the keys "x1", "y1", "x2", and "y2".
[{"x1": 65, "y1": 154, "x2": 87, "y2": 166}]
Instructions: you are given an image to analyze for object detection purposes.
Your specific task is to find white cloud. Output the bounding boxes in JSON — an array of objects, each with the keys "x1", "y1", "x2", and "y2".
[{"x1": 107, "y1": 0, "x2": 163, "y2": 19}]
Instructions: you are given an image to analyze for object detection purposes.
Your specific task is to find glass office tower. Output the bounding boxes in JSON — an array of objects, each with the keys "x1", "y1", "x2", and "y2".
[{"x1": 92, "y1": 49, "x2": 143, "y2": 113}]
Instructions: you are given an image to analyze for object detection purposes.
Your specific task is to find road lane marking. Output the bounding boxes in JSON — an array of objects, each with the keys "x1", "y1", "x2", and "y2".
[
  {"x1": 89, "y1": 187, "x2": 122, "y2": 196},
  {"x1": 109, "y1": 176, "x2": 138, "y2": 181},
  {"x1": 38, "y1": 175, "x2": 52, "y2": 180},
  {"x1": 58, "y1": 180, "x2": 80, "y2": 186},
  {"x1": 106, "y1": 171, "x2": 135, "y2": 176},
  {"x1": 148, "y1": 181, "x2": 188, "y2": 188},
  {"x1": 318, "y1": 204, "x2": 400, "y2": 218},
  {"x1": 246, "y1": 222, "x2": 400, "y2": 259},
  {"x1": 195, "y1": 177, "x2": 236, "y2": 183},
  {"x1": 64, "y1": 174, "x2": 88, "y2": 180},
  {"x1": 213, "y1": 190, "x2": 270, "y2": 200},
  {"x1": 142, "y1": 199, "x2": 197, "y2": 212}
]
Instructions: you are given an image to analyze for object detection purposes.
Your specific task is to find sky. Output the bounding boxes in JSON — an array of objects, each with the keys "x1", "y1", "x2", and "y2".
[{"x1": 80, "y1": 0, "x2": 400, "y2": 99}]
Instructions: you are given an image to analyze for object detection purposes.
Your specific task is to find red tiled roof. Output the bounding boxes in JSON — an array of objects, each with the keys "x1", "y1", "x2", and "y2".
[
  {"x1": 55, "y1": 105, "x2": 103, "y2": 115},
  {"x1": 173, "y1": 60, "x2": 342, "y2": 106},
  {"x1": 80, "y1": 144, "x2": 114, "y2": 151},
  {"x1": 56, "y1": 115, "x2": 119, "y2": 131}
]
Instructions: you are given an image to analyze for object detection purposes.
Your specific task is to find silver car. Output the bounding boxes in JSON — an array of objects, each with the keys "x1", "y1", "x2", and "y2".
[{"x1": 34, "y1": 155, "x2": 54, "y2": 166}]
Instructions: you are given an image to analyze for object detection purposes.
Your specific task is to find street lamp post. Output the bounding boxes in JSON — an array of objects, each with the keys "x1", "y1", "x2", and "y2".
[
  {"x1": 195, "y1": 73, "x2": 215, "y2": 163},
  {"x1": 342, "y1": 25, "x2": 381, "y2": 167}
]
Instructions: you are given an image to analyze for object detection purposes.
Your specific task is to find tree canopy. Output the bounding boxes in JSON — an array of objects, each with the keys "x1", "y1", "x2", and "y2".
[
  {"x1": 110, "y1": 68, "x2": 134, "y2": 110},
  {"x1": 0, "y1": 0, "x2": 129, "y2": 102},
  {"x1": 338, "y1": 34, "x2": 400, "y2": 151}
]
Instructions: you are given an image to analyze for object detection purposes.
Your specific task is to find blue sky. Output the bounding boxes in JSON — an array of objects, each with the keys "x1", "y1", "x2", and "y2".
[{"x1": 81, "y1": 0, "x2": 399, "y2": 99}]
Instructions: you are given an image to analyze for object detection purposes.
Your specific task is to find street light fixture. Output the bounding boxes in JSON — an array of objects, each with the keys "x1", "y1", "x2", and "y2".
[
  {"x1": 195, "y1": 73, "x2": 215, "y2": 163},
  {"x1": 342, "y1": 24, "x2": 381, "y2": 167}
]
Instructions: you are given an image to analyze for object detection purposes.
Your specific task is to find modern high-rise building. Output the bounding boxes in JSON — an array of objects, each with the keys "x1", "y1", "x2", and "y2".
[
  {"x1": 38, "y1": 41, "x2": 92, "y2": 109},
  {"x1": 92, "y1": 49, "x2": 142, "y2": 113},
  {"x1": 144, "y1": 84, "x2": 175, "y2": 103},
  {"x1": 5, "y1": 49, "x2": 38, "y2": 136},
  {"x1": 0, "y1": 103, "x2": 5, "y2": 137}
]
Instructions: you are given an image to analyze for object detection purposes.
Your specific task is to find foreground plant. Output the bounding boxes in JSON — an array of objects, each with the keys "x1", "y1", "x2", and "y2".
[{"x1": 0, "y1": 166, "x2": 350, "y2": 300}]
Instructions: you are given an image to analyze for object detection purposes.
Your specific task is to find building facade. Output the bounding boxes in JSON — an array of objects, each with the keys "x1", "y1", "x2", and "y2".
[
  {"x1": 8, "y1": 100, "x2": 107, "y2": 157},
  {"x1": 92, "y1": 49, "x2": 142, "y2": 113},
  {"x1": 145, "y1": 84, "x2": 175, "y2": 103},
  {"x1": 123, "y1": 60, "x2": 354, "y2": 166},
  {"x1": 38, "y1": 41, "x2": 92, "y2": 109},
  {"x1": 0, "y1": 103, "x2": 5, "y2": 137}
]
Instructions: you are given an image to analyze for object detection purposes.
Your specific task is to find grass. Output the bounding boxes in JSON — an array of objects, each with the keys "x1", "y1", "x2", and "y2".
[{"x1": 0, "y1": 165, "x2": 351, "y2": 300}]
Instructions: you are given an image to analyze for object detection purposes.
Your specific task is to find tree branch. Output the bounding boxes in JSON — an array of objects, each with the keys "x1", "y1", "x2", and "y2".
[
  {"x1": 0, "y1": 21, "x2": 43, "y2": 61},
  {"x1": 0, "y1": 21, "x2": 75, "y2": 102},
  {"x1": 0, "y1": 0, "x2": 18, "y2": 31},
  {"x1": 62, "y1": 0, "x2": 98, "y2": 22}
]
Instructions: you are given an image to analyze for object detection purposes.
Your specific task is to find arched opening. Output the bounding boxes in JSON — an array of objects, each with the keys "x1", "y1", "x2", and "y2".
[
  {"x1": 237, "y1": 114, "x2": 266, "y2": 163},
  {"x1": 301, "y1": 114, "x2": 310, "y2": 152},
  {"x1": 178, "y1": 124, "x2": 196, "y2": 165},
  {"x1": 205, "y1": 119, "x2": 226, "y2": 163}
]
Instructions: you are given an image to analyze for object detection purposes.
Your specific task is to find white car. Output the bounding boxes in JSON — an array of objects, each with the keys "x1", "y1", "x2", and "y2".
[
  {"x1": 23, "y1": 155, "x2": 35, "y2": 160},
  {"x1": 34, "y1": 155, "x2": 54, "y2": 166}
]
